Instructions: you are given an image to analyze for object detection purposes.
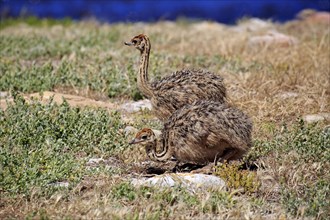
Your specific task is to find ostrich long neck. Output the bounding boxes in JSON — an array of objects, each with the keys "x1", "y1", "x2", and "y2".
[
  {"x1": 146, "y1": 138, "x2": 172, "y2": 162},
  {"x1": 138, "y1": 38, "x2": 153, "y2": 98}
]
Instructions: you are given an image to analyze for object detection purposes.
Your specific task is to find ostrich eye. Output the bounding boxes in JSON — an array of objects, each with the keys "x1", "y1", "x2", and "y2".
[
  {"x1": 132, "y1": 40, "x2": 138, "y2": 44},
  {"x1": 141, "y1": 135, "x2": 148, "y2": 140}
]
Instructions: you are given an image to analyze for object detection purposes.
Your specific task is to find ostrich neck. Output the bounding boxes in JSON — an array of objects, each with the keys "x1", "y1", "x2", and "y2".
[
  {"x1": 146, "y1": 138, "x2": 172, "y2": 162},
  {"x1": 138, "y1": 42, "x2": 153, "y2": 98}
]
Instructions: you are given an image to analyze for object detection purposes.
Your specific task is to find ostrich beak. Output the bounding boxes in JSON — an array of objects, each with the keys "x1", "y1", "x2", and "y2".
[
  {"x1": 129, "y1": 138, "x2": 139, "y2": 145},
  {"x1": 124, "y1": 41, "x2": 134, "y2": 46}
]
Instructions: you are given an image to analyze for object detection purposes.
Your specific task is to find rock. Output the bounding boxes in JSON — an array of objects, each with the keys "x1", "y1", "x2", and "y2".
[
  {"x1": 248, "y1": 31, "x2": 298, "y2": 48},
  {"x1": 120, "y1": 99, "x2": 152, "y2": 113},
  {"x1": 86, "y1": 158, "x2": 105, "y2": 166},
  {"x1": 303, "y1": 113, "x2": 330, "y2": 123},
  {"x1": 297, "y1": 9, "x2": 330, "y2": 25},
  {"x1": 233, "y1": 18, "x2": 274, "y2": 32},
  {"x1": 86, "y1": 157, "x2": 125, "y2": 174},
  {"x1": 276, "y1": 92, "x2": 299, "y2": 99},
  {"x1": 48, "y1": 181, "x2": 69, "y2": 188},
  {"x1": 124, "y1": 126, "x2": 139, "y2": 136},
  {"x1": 0, "y1": 91, "x2": 9, "y2": 98},
  {"x1": 131, "y1": 173, "x2": 226, "y2": 191}
]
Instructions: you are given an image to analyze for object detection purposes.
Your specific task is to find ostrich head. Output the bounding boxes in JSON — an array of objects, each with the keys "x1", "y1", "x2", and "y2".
[
  {"x1": 124, "y1": 34, "x2": 150, "y2": 52},
  {"x1": 129, "y1": 128, "x2": 156, "y2": 146}
]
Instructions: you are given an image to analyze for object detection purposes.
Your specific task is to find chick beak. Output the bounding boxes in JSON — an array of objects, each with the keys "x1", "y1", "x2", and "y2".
[
  {"x1": 129, "y1": 138, "x2": 138, "y2": 145},
  {"x1": 124, "y1": 41, "x2": 134, "y2": 46}
]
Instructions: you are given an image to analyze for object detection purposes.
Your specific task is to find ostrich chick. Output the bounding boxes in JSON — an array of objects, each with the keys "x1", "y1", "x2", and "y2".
[
  {"x1": 124, "y1": 34, "x2": 227, "y2": 122},
  {"x1": 129, "y1": 101, "x2": 253, "y2": 165}
]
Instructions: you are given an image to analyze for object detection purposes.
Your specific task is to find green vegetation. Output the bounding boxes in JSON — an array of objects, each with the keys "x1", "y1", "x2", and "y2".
[
  {"x1": 0, "y1": 95, "x2": 125, "y2": 196},
  {"x1": 255, "y1": 120, "x2": 330, "y2": 162},
  {"x1": 0, "y1": 16, "x2": 73, "y2": 30},
  {"x1": 0, "y1": 26, "x2": 135, "y2": 98},
  {"x1": 214, "y1": 162, "x2": 260, "y2": 194},
  {"x1": 241, "y1": 120, "x2": 330, "y2": 219},
  {"x1": 255, "y1": 121, "x2": 330, "y2": 218}
]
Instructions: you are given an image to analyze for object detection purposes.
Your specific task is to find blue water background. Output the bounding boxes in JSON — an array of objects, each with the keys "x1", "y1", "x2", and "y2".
[{"x1": 1, "y1": 0, "x2": 329, "y2": 24}]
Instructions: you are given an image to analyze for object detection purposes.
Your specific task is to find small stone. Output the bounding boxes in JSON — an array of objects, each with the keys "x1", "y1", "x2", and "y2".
[
  {"x1": 303, "y1": 113, "x2": 330, "y2": 123},
  {"x1": 233, "y1": 18, "x2": 274, "y2": 32},
  {"x1": 120, "y1": 99, "x2": 152, "y2": 113},
  {"x1": 48, "y1": 181, "x2": 69, "y2": 188},
  {"x1": 276, "y1": 92, "x2": 299, "y2": 99},
  {"x1": 86, "y1": 158, "x2": 105, "y2": 166},
  {"x1": 131, "y1": 173, "x2": 226, "y2": 191},
  {"x1": 248, "y1": 31, "x2": 298, "y2": 48},
  {"x1": 0, "y1": 91, "x2": 9, "y2": 98},
  {"x1": 124, "y1": 126, "x2": 139, "y2": 136},
  {"x1": 297, "y1": 9, "x2": 330, "y2": 25}
]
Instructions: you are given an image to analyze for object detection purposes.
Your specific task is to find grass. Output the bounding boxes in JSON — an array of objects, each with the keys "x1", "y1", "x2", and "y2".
[
  {"x1": 0, "y1": 16, "x2": 329, "y2": 219},
  {"x1": 0, "y1": 16, "x2": 73, "y2": 30},
  {"x1": 251, "y1": 120, "x2": 330, "y2": 218},
  {"x1": 0, "y1": 94, "x2": 125, "y2": 197}
]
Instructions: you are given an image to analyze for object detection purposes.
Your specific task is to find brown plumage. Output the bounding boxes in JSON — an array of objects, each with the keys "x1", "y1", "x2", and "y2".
[
  {"x1": 124, "y1": 34, "x2": 226, "y2": 122},
  {"x1": 129, "y1": 100, "x2": 253, "y2": 164}
]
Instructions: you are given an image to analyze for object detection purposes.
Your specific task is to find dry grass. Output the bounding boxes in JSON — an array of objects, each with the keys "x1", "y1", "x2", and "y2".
[{"x1": 0, "y1": 16, "x2": 329, "y2": 219}]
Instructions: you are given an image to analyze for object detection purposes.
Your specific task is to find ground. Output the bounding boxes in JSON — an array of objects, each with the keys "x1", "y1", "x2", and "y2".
[{"x1": 0, "y1": 15, "x2": 329, "y2": 219}]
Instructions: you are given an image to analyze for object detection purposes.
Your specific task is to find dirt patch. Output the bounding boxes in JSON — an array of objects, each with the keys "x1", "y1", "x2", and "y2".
[{"x1": 0, "y1": 91, "x2": 118, "y2": 110}]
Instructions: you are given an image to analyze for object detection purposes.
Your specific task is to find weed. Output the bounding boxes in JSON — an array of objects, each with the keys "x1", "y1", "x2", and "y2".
[
  {"x1": 202, "y1": 190, "x2": 235, "y2": 213},
  {"x1": 214, "y1": 162, "x2": 260, "y2": 194},
  {"x1": 111, "y1": 182, "x2": 136, "y2": 201}
]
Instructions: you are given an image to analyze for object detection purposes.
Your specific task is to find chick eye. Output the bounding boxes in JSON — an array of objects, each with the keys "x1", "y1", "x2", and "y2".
[
  {"x1": 141, "y1": 135, "x2": 147, "y2": 140},
  {"x1": 132, "y1": 40, "x2": 137, "y2": 44}
]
